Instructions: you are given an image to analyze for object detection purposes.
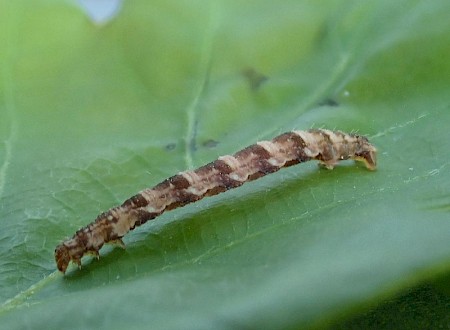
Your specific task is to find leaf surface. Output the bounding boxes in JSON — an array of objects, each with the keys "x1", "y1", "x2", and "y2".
[{"x1": 0, "y1": 1, "x2": 449, "y2": 329}]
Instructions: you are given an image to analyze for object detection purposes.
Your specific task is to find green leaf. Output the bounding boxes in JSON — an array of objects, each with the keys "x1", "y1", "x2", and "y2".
[{"x1": 1, "y1": 0, "x2": 449, "y2": 329}]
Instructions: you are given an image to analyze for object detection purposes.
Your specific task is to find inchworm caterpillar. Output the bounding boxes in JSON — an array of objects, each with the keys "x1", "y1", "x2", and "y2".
[{"x1": 55, "y1": 129, "x2": 377, "y2": 273}]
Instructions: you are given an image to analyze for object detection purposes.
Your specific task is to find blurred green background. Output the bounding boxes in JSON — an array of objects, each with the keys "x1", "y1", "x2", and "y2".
[{"x1": 0, "y1": 1, "x2": 449, "y2": 329}]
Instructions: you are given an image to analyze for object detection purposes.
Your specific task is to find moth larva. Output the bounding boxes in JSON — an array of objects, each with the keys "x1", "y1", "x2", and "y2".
[{"x1": 55, "y1": 129, "x2": 377, "y2": 273}]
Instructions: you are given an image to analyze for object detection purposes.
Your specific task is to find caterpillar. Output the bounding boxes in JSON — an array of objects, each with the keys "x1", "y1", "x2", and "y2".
[{"x1": 55, "y1": 129, "x2": 377, "y2": 273}]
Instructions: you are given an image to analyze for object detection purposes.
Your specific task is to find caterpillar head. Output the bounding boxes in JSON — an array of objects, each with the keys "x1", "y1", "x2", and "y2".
[{"x1": 55, "y1": 243, "x2": 71, "y2": 274}]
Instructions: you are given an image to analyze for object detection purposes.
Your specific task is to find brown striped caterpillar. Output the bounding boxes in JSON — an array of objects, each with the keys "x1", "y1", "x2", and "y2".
[{"x1": 55, "y1": 129, "x2": 377, "y2": 273}]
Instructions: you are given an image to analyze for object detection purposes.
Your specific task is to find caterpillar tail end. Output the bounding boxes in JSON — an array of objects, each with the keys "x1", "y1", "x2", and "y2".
[{"x1": 356, "y1": 145, "x2": 377, "y2": 171}]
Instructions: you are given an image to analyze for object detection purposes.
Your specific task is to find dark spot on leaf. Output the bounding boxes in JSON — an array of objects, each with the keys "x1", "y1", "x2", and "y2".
[
  {"x1": 202, "y1": 139, "x2": 219, "y2": 148},
  {"x1": 318, "y1": 98, "x2": 339, "y2": 107},
  {"x1": 242, "y1": 67, "x2": 268, "y2": 91},
  {"x1": 165, "y1": 143, "x2": 176, "y2": 151}
]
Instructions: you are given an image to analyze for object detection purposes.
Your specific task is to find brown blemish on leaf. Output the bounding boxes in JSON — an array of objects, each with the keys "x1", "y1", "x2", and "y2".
[
  {"x1": 318, "y1": 98, "x2": 339, "y2": 107},
  {"x1": 165, "y1": 143, "x2": 176, "y2": 151},
  {"x1": 242, "y1": 67, "x2": 268, "y2": 90},
  {"x1": 202, "y1": 139, "x2": 219, "y2": 148}
]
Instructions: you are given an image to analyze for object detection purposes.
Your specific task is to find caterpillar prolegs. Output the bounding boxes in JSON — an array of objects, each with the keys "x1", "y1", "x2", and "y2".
[{"x1": 55, "y1": 129, "x2": 377, "y2": 273}]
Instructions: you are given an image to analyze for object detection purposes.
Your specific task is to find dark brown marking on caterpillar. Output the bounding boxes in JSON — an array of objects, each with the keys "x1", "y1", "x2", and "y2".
[
  {"x1": 122, "y1": 193, "x2": 148, "y2": 208},
  {"x1": 55, "y1": 129, "x2": 377, "y2": 273}
]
